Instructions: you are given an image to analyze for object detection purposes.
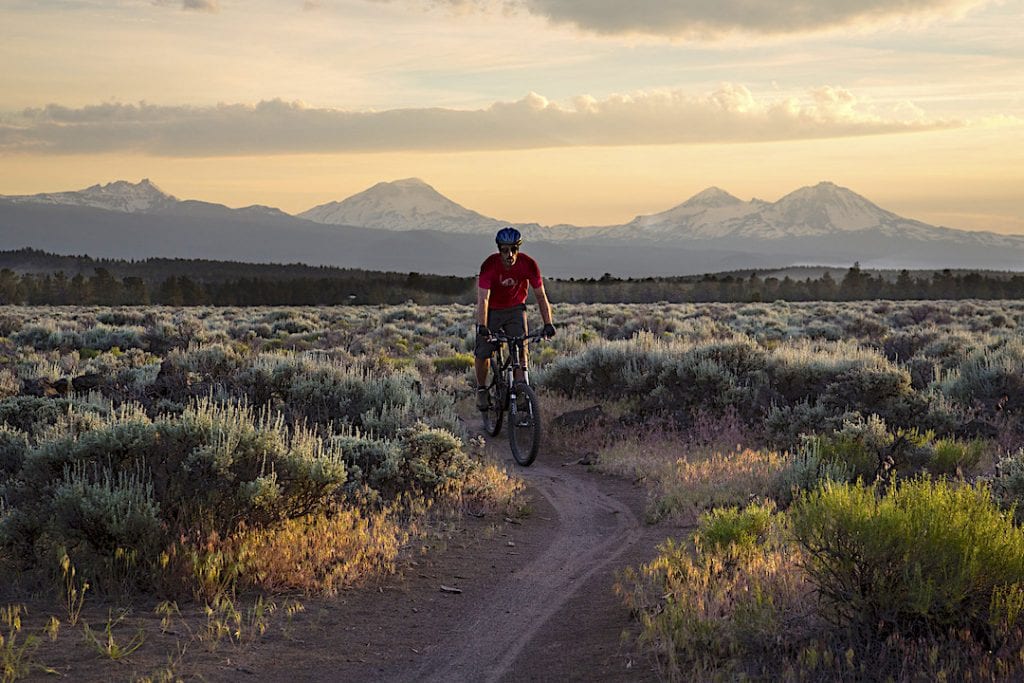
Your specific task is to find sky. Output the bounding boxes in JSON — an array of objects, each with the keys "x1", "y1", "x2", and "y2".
[{"x1": 1, "y1": 0, "x2": 1022, "y2": 233}]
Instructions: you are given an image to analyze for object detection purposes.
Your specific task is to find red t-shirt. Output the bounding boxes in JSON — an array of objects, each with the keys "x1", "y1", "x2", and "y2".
[{"x1": 478, "y1": 253, "x2": 543, "y2": 310}]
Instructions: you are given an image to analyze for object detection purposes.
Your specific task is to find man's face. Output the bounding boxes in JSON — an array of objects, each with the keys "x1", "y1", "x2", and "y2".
[{"x1": 499, "y1": 244, "x2": 519, "y2": 268}]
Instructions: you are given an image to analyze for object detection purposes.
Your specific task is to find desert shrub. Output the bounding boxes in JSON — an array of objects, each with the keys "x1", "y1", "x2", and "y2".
[
  {"x1": 939, "y1": 341, "x2": 1024, "y2": 415},
  {"x1": 270, "y1": 315, "x2": 317, "y2": 335},
  {"x1": 0, "y1": 312, "x2": 25, "y2": 337},
  {"x1": 0, "y1": 368, "x2": 19, "y2": 399},
  {"x1": 11, "y1": 323, "x2": 65, "y2": 350},
  {"x1": 992, "y1": 449, "x2": 1024, "y2": 524},
  {"x1": 642, "y1": 339, "x2": 769, "y2": 419},
  {"x1": 763, "y1": 402, "x2": 860, "y2": 451},
  {"x1": 790, "y1": 478, "x2": 1024, "y2": 639},
  {"x1": 331, "y1": 433, "x2": 402, "y2": 497},
  {"x1": 808, "y1": 415, "x2": 893, "y2": 482},
  {"x1": 541, "y1": 335, "x2": 664, "y2": 400},
  {"x1": 76, "y1": 325, "x2": 145, "y2": 352},
  {"x1": 883, "y1": 329, "x2": 940, "y2": 363},
  {"x1": 394, "y1": 422, "x2": 474, "y2": 494},
  {"x1": 51, "y1": 463, "x2": 163, "y2": 588},
  {"x1": 695, "y1": 502, "x2": 776, "y2": 554},
  {"x1": 0, "y1": 396, "x2": 108, "y2": 437},
  {"x1": 928, "y1": 437, "x2": 986, "y2": 476},
  {"x1": 769, "y1": 439, "x2": 855, "y2": 508},
  {"x1": 0, "y1": 400, "x2": 351, "y2": 588},
  {"x1": 0, "y1": 425, "x2": 29, "y2": 476},
  {"x1": 96, "y1": 310, "x2": 148, "y2": 326}
]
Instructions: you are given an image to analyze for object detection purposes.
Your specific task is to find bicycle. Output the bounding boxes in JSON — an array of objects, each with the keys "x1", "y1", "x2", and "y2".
[{"x1": 480, "y1": 330, "x2": 545, "y2": 466}]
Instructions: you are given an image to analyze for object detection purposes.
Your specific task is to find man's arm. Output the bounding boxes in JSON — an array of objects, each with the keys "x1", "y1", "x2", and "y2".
[
  {"x1": 533, "y1": 283, "x2": 553, "y2": 326},
  {"x1": 476, "y1": 286, "x2": 491, "y2": 326}
]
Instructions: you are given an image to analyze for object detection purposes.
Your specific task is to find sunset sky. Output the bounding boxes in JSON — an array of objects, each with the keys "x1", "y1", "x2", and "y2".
[{"x1": 1, "y1": 0, "x2": 1021, "y2": 232}]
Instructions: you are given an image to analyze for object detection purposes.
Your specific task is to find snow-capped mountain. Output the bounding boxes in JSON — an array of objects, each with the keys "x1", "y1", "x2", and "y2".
[
  {"x1": 300, "y1": 178, "x2": 508, "y2": 233},
  {"x1": 4, "y1": 177, "x2": 1024, "y2": 275},
  {"x1": 599, "y1": 181, "x2": 1021, "y2": 250},
  {"x1": 0, "y1": 179, "x2": 178, "y2": 214}
]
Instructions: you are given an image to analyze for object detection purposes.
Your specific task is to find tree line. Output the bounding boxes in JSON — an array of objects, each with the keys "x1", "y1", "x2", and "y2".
[{"x1": 2, "y1": 250, "x2": 1024, "y2": 305}]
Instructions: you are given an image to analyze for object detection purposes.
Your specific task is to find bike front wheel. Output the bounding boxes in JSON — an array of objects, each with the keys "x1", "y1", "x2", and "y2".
[{"x1": 508, "y1": 382, "x2": 541, "y2": 466}]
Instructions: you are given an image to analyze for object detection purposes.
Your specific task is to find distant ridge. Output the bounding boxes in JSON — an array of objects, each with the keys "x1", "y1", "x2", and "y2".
[
  {"x1": 0, "y1": 179, "x2": 177, "y2": 214},
  {"x1": 3, "y1": 178, "x2": 1024, "y2": 275}
]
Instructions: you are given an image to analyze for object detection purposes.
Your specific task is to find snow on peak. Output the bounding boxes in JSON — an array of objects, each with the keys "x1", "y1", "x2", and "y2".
[
  {"x1": 299, "y1": 179, "x2": 506, "y2": 233},
  {"x1": 0, "y1": 179, "x2": 177, "y2": 213},
  {"x1": 627, "y1": 186, "x2": 759, "y2": 236},
  {"x1": 767, "y1": 181, "x2": 894, "y2": 233},
  {"x1": 683, "y1": 186, "x2": 743, "y2": 208}
]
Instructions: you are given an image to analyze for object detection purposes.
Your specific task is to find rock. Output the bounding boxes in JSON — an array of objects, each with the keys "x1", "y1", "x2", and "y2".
[
  {"x1": 552, "y1": 405, "x2": 605, "y2": 430},
  {"x1": 23, "y1": 378, "x2": 58, "y2": 397},
  {"x1": 72, "y1": 373, "x2": 104, "y2": 392}
]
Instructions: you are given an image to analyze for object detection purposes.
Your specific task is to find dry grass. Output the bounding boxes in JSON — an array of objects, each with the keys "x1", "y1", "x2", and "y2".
[
  {"x1": 597, "y1": 433, "x2": 785, "y2": 523},
  {"x1": 235, "y1": 504, "x2": 410, "y2": 595},
  {"x1": 616, "y1": 537, "x2": 814, "y2": 681}
]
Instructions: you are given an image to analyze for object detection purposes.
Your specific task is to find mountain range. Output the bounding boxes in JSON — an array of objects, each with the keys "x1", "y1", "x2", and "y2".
[{"x1": 1, "y1": 178, "x2": 1022, "y2": 278}]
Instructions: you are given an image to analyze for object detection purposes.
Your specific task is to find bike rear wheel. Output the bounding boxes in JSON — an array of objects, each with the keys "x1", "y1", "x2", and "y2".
[
  {"x1": 508, "y1": 382, "x2": 541, "y2": 466},
  {"x1": 482, "y1": 381, "x2": 504, "y2": 436},
  {"x1": 482, "y1": 356, "x2": 505, "y2": 436}
]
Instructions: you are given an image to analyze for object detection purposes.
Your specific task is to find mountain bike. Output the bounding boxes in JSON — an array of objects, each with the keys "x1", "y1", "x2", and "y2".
[{"x1": 481, "y1": 331, "x2": 544, "y2": 466}]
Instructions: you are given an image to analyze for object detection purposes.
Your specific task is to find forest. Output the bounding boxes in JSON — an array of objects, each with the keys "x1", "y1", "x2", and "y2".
[{"x1": 2, "y1": 248, "x2": 1024, "y2": 305}]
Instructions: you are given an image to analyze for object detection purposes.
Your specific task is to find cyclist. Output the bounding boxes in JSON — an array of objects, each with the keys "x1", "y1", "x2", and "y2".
[{"x1": 475, "y1": 226, "x2": 556, "y2": 411}]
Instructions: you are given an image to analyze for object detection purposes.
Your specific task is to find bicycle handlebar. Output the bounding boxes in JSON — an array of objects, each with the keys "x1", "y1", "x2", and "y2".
[{"x1": 486, "y1": 331, "x2": 547, "y2": 344}]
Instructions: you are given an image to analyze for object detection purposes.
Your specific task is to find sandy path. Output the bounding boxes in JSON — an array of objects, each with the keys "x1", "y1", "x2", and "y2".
[
  {"x1": 401, "y1": 457, "x2": 643, "y2": 682},
  {"x1": 214, "y1": 408, "x2": 663, "y2": 682}
]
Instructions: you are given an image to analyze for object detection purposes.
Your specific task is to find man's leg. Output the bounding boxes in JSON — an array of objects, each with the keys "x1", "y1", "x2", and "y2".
[
  {"x1": 475, "y1": 357, "x2": 488, "y2": 387},
  {"x1": 474, "y1": 331, "x2": 491, "y2": 410}
]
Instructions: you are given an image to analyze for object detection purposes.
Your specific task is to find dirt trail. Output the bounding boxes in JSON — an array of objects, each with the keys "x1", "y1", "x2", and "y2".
[
  {"x1": 218, "y1": 411, "x2": 667, "y2": 682},
  {"x1": 403, "y1": 457, "x2": 643, "y2": 682}
]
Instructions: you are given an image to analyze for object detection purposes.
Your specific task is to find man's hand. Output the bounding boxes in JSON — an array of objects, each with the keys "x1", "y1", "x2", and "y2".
[
  {"x1": 542, "y1": 323, "x2": 556, "y2": 339},
  {"x1": 476, "y1": 324, "x2": 491, "y2": 338}
]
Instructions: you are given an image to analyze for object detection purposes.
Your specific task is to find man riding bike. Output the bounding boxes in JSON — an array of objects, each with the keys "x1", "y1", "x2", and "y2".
[{"x1": 475, "y1": 226, "x2": 556, "y2": 411}]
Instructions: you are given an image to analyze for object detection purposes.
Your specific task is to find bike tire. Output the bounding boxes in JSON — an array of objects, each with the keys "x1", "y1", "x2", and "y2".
[
  {"x1": 508, "y1": 382, "x2": 541, "y2": 466},
  {"x1": 482, "y1": 379, "x2": 504, "y2": 436}
]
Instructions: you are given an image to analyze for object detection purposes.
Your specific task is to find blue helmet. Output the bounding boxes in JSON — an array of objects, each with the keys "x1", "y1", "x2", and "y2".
[{"x1": 496, "y1": 226, "x2": 522, "y2": 247}]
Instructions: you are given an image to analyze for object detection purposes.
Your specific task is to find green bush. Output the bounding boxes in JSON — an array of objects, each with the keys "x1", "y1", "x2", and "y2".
[
  {"x1": 790, "y1": 478, "x2": 1024, "y2": 639},
  {"x1": 431, "y1": 353, "x2": 474, "y2": 374},
  {"x1": 696, "y1": 502, "x2": 776, "y2": 554},
  {"x1": 395, "y1": 422, "x2": 474, "y2": 494}
]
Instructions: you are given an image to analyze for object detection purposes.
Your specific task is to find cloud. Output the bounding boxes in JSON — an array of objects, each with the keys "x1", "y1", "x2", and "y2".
[
  {"x1": 1, "y1": 86, "x2": 958, "y2": 157},
  {"x1": 413, "y1": 0, "x2": 993, "y2": 37},
  {"x1": 183, "y1": 0, "x2": 219, "y2": 11}
]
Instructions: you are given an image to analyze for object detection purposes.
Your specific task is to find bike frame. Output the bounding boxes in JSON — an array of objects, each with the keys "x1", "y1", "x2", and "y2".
[{"x1": 488, "y1": 331, "x2": 543, "y2": 404}]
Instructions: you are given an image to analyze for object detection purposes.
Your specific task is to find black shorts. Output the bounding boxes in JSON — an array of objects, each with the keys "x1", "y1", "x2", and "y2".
[{"x1": 474, "y1": 305, "x2": 527, "y2": 359}]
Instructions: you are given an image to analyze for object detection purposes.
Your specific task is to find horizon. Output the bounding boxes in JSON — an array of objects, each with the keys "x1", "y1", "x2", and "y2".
[{"x1": 1, "y1": 1, "x2": 1021, "y2": 234}]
